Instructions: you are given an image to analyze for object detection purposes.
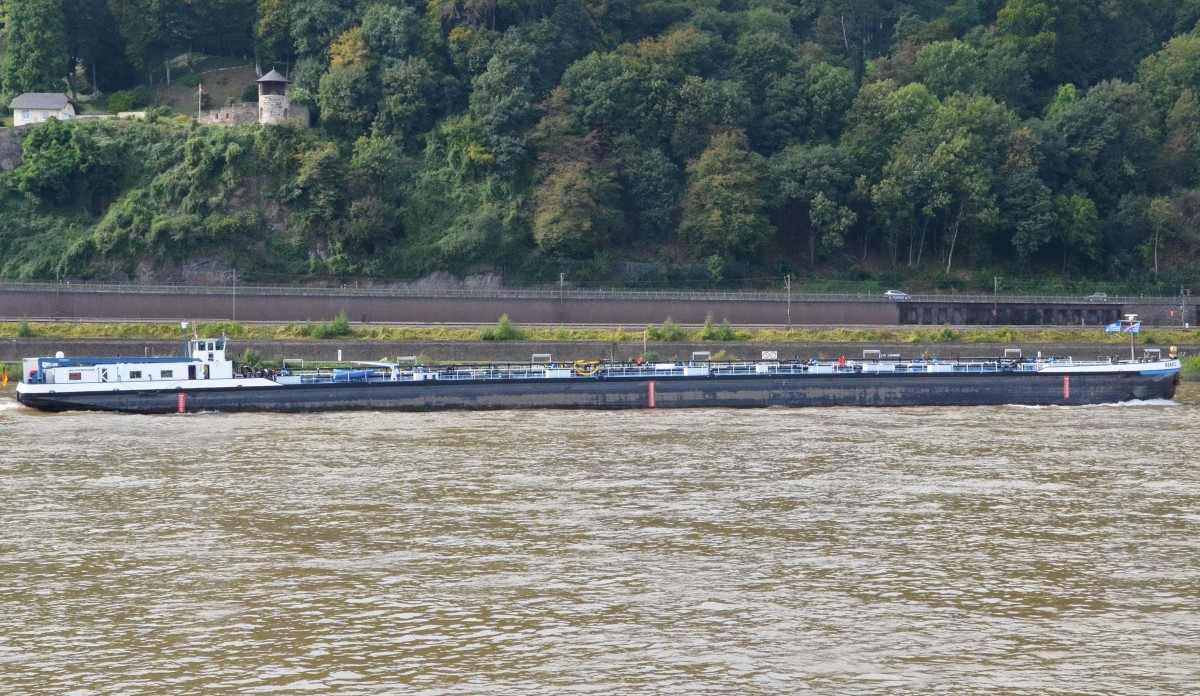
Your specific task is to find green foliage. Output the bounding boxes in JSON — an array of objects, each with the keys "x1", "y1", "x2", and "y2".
[
  {"x1": 17, "y1": 318, "x2": 35, "y2": 337},
  {"x1": 678, "y1": 131, "x2": 771, "y2": 260},
  {"x1": 7, "y1": 0, "x2": 1200, "y2": 289},
  {"x1": 107, "y1": 86, "x2": 150, "y2": 113},
  {"x1": 1181, "y1": 355, "x2": 1200, "y2": 382},
  {"x1": 238, "y1": 348, "x2": 264, "y2": 369},
  {"x1": 532, "y1": 162, "x2": 621, "y2": 257},
  {"x1": 699, "y1": 313, "x2": 737, "y2": 341},
  {"x1": 480, "y1": 314, "x2": 525, "y2": 341},
  {"x1": 307, "y1": 312, "x2": 352, "y2": 339},
  {"x1": 15, "y1": 119, "x2": 85, "y2": 203},
  {"x1": 909, "y1": 326, "x2": 959, "y2": 343},
  {"x1": 1, "y1": 0, "x2": 69, "y2": 101},
  {"x1": 646, "y1": 318, "x2": 683, "y2": 342}
]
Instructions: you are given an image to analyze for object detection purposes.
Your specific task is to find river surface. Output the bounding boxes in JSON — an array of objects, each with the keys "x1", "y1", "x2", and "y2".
[{"x1": 2, "y1": 386, "x2": 1199, "y2": 695}]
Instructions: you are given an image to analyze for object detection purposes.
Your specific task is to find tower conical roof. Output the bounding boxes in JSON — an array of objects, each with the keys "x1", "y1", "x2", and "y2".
[{"x1": 257, "y1": 69, "x2": 290, "y2": 83}]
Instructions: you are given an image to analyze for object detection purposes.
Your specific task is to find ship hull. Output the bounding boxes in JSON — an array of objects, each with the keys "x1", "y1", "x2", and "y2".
[{"x1": 15, "y1": 369, "x2": 1180, "y2": 414}]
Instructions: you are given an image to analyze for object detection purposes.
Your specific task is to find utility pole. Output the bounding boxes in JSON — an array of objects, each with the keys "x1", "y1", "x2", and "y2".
[
  {"x1": 785, "y1": 274, "x2": 792, "y2": 329},
  {"x1": 993, "y1": 276, "x2": 999, "y2": 324}
]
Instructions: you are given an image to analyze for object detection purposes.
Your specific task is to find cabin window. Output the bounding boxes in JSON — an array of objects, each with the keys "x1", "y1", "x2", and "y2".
[
  {"x1": 130, "y1": 370, "x2": 142, "y2": 379},
  {"x1": 161, "y1": 370, "x2": 173, "y2": 378},
  {"x1": 69, "y1": 372, "x2": 82, "y2": 381}
]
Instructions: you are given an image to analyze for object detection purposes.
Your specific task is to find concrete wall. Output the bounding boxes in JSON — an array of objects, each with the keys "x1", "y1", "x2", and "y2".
[
  {"x1": 1, "y1": 286, "x2": 1194, "y2": 329},
  {"x1": 0, "y1": 286, "x2": 895, "y2": 326}
]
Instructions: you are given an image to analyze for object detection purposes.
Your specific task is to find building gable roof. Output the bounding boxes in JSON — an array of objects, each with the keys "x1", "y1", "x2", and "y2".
[{"x1": 9, "y1": 93, "x2": 71, "y2": 110}]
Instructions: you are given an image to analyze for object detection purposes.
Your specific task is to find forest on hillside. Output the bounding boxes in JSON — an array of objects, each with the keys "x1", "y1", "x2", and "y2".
[{"x1": 3, "y1": 1, "x2": 1200, "y2": 292}]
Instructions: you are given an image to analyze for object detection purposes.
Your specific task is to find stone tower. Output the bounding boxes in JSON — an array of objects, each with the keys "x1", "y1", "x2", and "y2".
[{"x1": 256, "y1": 69, "x2": 290, "y2": 124}]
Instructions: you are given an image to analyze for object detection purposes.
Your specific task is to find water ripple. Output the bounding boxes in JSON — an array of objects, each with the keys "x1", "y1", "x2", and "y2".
[{"x1": 1, "y1": 391, "x2": 1199, "y2": 694}]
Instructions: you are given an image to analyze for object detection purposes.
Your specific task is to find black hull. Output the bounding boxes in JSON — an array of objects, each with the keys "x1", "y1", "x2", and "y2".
[{"x1": 17, "y1": 370, "x2": 1180, "y2": 414}]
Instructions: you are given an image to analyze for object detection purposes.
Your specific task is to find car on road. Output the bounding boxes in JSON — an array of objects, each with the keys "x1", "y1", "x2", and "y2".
[
  {"x1": 884, "y1": 289, "x2": 911, "y2": 301},
  {"x1": 1087, "y1": 292, "x2": 1109, "y2": 301}
]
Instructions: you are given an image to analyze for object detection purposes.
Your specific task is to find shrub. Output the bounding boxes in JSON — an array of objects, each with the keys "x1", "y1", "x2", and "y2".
[
  {"x1": 657, "y1": 317, "x2": 683, "y2": 341},
  {"x1": 1182, "y1": 355, "x2": 1200, "y2": 381},
  {"x1": 307, "y1": 311, "x2": 352, "y2": 338},
  {"x1": 239, "y1": 348, "x2": 263, "y2": 368},
  {"x1": 481, "y1": 314, "x2": 525, "y2": 341},
  {"x1": 108, "y1": 86, "x2": 150, "y2": 113},
  {"x1": 699, "y1": 313, "x2": 737, "y2": 341},
  {"x1": 17, "y1": 318, "x2": 34, "y2": 337}
]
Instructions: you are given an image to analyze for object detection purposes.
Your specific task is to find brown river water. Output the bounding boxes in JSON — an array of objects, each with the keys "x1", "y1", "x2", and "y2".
[{"x1": 2, "y1": 386, "x2": 1199, "y2": 695}]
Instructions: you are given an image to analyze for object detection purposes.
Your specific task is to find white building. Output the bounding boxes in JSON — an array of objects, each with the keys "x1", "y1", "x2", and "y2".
[{"x1": 8, "y1": 93, "x2": 75, "y2": 127}]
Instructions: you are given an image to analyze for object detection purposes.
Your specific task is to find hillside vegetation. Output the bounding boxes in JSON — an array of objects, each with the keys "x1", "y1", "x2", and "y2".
[{"x1": 3, "y1": 1, "x2": 1200, "y2": 292}]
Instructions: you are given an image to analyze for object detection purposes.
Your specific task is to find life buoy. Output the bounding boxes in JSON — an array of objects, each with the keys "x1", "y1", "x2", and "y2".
[{"x1": 574, "y1": 359, "x2": 601, "y2": 377}]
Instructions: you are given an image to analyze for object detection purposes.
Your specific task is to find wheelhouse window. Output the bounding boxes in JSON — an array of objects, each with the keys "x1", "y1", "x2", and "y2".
[
  {"x1": 160, "y1": 370, "x2": 173, "y2": 378},
  {"x1": 130, "y1": 370, "x2": 142, "y2": 379}
]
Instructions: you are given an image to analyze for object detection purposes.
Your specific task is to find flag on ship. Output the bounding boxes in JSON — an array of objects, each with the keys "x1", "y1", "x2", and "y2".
[
  {"x1": 1105, "y1": 321, "x2": 1122, "y2": 333},
  {"x1": 1124, "y1": 322, "x2": 1141, "y2": 333}
]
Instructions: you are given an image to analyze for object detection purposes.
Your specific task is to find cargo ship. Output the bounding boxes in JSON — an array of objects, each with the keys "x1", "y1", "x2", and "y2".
[{"x1": 14, "y1": 323, "x2": 1181, "y2": 414}]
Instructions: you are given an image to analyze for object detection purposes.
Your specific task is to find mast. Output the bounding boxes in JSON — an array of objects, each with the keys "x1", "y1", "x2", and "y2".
[{"x1": 1124, "y1": 313, "x2": 1138, "y2": 361}]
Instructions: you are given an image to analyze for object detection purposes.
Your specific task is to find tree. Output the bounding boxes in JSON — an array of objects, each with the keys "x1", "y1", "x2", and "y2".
[
  {"x1": 613, "y1": 137, "x2": 680, "y2": 240},
  {"x1": 376, "y1": 57, "x2": 457, "y2": 144},
  {"x1": 292, "y1": 143, "x2": 348, "y2": 245},
  {"x1": 1144, "y1": 197, "x2": 1184, "y2": 276},
  {"x1": 841, "y1": 80, "x2": 939, "y2": 174},
  {"x1": 678, "y1": 131, "x2": 772, "y2": 260},
  {"x1": 767, "y1": 144, "x2": 857, "y2": 267},
  {"x1": 808, "y1": 192, "x2": 856, "y2": 259},
  {"x1": 1004, "y1": 168, "x2": 1056, "y2": 264},
  {"x1": 63, "y1": 0, "x2": 126, "y2": 98},
  {"x1": 532, "y1": 162, "x2": 622, "y2": 257},
  {"x1": 1162, "y1": 90, "x2": 1200, "y2": 188},
  {"x1": 468, "y1": 36, "x2": 538, "y2": 172},
  {"x1": 289, "y1": 0, "x2": 350, "y2": 58},
  {"x1": 1137, "y1": 35, "x2": 1200, "y2": 112},
  {"x1": 317, "y1": 62, "x2": 374, "y2": 139},
  {"x1": 1054, "y1": 194, "x2": 1100, "y2": 273},
  {"x1": 810, "y1": 0, "x2": 888, "y2": 84},
  {"x1": 14, "y1": 118, "x2": 84, "y2": 203},
  {"x1": 360, "y1": 4, "x2": 430, "y2": 63},
  {"x1": 915, "y1": 40, "x2": 983, "y2": 99},
  {"x1": 1, "y1": 0, "x2": 68, "y2": 102},
  {"x1": 760, "y1": 61, "x2": 856, "y2": 150},
  {"x1": 256, "y1": 0, "x2": 293, "y2": 68},
  {"x1": 871, "y1": 94, "x2": 1015, "y2": 272},
  {"x1": 1045, "y1": 80, "x2": 1159, "y2": 211}
]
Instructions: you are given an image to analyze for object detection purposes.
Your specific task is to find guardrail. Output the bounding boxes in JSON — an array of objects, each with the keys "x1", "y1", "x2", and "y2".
[{"x1": 0, "y1": 280, "x2": 1187, "y2": 304}]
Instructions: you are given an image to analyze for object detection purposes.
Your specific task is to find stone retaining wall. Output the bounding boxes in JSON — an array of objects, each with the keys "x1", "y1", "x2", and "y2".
[{"x1": 0, "y1": 126, "x2": 27, "y2": 170}]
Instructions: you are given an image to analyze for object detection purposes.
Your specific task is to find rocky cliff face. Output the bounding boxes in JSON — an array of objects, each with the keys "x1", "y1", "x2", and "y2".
[{"x1": 0, "y1": 127, "x2": 27, "y2": 171}]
